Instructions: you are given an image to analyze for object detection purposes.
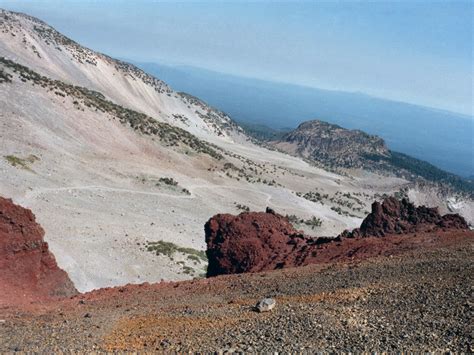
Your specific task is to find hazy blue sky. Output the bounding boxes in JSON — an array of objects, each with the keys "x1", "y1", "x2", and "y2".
[{"x1": 1, "y1": 0, "x2": 472, "y2": 116}]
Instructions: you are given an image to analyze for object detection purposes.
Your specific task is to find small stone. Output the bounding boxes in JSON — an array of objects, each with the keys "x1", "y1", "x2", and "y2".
[
  {"x1": 160, "y1": 339, "x2": 171, "y2": 348},
  {"x1": 255, "y1": 298, "x2": 276, "y2": 312}
]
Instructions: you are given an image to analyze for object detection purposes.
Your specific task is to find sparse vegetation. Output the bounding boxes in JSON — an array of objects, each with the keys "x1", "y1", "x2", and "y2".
[
  {"x1": 303, "y1": 216, "x2": 323, "y2": 229},
  {"x1": 0, "y1": 68, "x2": 12, "y2": 83},
  {"x1": 285, "y1": 214, "x2": 299, "y2": 224},
  {"x1": 182, "y1": 265, "x2": 194, "y2": 275},
  {"x1": 297, "y1": 191, "x2": 328, "y2": 204},
  {"x1": 0, "y1": 56, "x2": 223, "y2": 160},
  {"x1": 145, "y1": 241, "x2": 207, "y2": 263},
  {"x1": 236, "y1": 121, "x2": 290, "y2": 141},
  {"x1": 154, "y1": 177, "x2": 191, "y2": 195},
  {"x1": 297, "y1": 189, "x2": 367, "y2": 217},
  {"x1": 331, "y1": 206, "x2": 359, "y2": 218},
  {"x1": 393, "y1": 187, "x2": 409, "y2": 200},
  {"x1": 234, "y1": 202, "x2": 250, "y2": 212},
  {"x1": 178, "y1": 92, "x2": 239, "y2": 135},
  {"x1": 216, "y1": 148, "x2": 285, "y2": 187},
  {"x1": 157, "y1": 177, "x2": 178, "y2": 186},
  {"x1": 4, "y1": 154, "x2": 39, "y2": 171},
  {"x1": 329, "y1": 191, "x2": 364, "y2": 210},
  {"x1": 187, "y1": 254, "x2": 202, "y2": 263},
  {"x1": 286, "y1": 214, "x2": 323, "y2": 229}
]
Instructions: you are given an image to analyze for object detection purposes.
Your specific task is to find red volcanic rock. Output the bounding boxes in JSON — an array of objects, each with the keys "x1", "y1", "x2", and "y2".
[
  {"x1": 341, "y1": 197, "x2": 469, "y2": 238},
  {"x1": 0, "y1": 196, "x2": 77, "y2": 307},
  {"x1": 437, "y1": 213, "x2": 470, "y2": 229},
  {"x1": 205, "y1": 198, "x2": 470, "y2": 277},
  {"x1": 205, "y1": 210, "x2": 334, "y2": 277}
]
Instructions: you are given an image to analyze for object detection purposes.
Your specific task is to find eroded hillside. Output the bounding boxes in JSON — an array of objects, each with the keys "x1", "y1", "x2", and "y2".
[
  {"x1": 1, "y1": 9, "x2": 472, "y2": 293},
  {"x1": 0, "y1": 9, "x2": 241, "y2": 140}
]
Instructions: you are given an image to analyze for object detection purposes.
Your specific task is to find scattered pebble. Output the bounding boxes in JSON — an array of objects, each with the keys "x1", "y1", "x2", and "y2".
[{"x1": 255, "y1": 298, "x2": 276, "y2": 312}]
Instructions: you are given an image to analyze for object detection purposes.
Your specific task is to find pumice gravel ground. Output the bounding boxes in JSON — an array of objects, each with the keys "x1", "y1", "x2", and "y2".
[{"x1": 1, "y1": 230, "x2": 472, "y2": 353}]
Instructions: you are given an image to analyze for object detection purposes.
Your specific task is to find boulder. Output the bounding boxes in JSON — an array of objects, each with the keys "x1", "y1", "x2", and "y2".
[
  {"x1": 255, "y1": 298, "x2": 276, "y2": 312},
  {"x1": 205, "y1": 211, "x2": 320, "y2": 277}
]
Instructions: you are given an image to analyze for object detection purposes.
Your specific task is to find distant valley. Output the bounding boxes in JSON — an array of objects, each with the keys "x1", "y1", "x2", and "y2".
[{"x1": 135, "y1": 62, "x2": 473, "y2": 178}]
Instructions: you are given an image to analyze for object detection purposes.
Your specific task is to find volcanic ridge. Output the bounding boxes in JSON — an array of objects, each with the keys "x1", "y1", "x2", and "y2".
[{"x1": 205, "y1": 197, "x2": 470, "y2": 276}]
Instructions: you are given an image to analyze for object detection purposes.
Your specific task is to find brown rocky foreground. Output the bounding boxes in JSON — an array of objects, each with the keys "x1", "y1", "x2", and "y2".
[
  {"x1": 0, "y1": 197, "x2": 472, "y2": 352},
  {"x1": 0, "y1": 229, "x2": 472, "y2": 352}
]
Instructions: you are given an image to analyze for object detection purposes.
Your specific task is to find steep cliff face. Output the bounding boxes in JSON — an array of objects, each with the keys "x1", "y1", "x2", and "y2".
[
  {"x1": 205, "y1": 198, "x2": 470, "y2": 276},
  {"x1": 272, "y1": 120, "x2": 390, "y2": 169},
  {"x1": 0, "y1": 197, "x2": 77, "y2": 306}
]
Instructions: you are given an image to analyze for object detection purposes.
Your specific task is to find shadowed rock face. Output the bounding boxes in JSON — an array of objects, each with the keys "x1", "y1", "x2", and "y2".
[
  {"x1": 0, "y1": 197, "x2": 77, "y2": 306},
  {"x1": 205, "y1": 198, "x2": 470, "y2": 277},
  {"x1": 341, "y1": 197, "x2": 469, "y2": 238}
]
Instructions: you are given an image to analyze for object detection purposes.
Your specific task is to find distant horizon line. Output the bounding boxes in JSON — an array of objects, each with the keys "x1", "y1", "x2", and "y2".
[
  {"x1": 2, "y1": 8, "x2": 470, "y2": 118},
  {"x1": 2, "y1": 7, "x2": 470, "y2": 118},
  {"x1": 125, "y1": 57, "x2": 473, "y2": 120}
]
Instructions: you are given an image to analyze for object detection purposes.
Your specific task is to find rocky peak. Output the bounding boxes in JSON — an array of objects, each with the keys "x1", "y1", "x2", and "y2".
[
  {"x1": 341, "y1": 197, "x2": 469, "y2": 238},
  {"x1": 271, "y1": 119, "x2": 390, "y2": 169}
]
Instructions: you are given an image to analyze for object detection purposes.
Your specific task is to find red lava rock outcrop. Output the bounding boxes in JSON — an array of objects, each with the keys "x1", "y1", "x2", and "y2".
[
  {"x1": 205, "y1": 211, "x2": 335, "y2": 277},
  {"x1": 0, "y1": 196, "x2": 77, "y2": 307},
  {"x1": 205, "y1": 197, "x2": 470, "y2": 277},
  {"x1": 340, "y1": 197, "x2": 469, "y2": 238}
]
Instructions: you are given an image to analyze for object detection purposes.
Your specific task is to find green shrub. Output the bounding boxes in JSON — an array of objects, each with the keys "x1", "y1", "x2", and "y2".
[
  {"x1": 4, "y1": 154, "x2": 39, "y2": 171},
  {"x1": 286, "y1": 214, "x2": 323, "y2": 229},
  {"x1": 234, "y1": 202, "x2": 250, "y2": 212},
  {"x1": 146, "y1": 240, "x2": 207, "y2": 262},
  {"x1": 158, "y1": 177, "x2": 178, "y2": 186}
]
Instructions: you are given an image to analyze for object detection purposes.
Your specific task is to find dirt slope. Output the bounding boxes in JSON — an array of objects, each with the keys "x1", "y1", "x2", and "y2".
[{"x1": 0, "y1": 9, "x2": 241, "y2": 140}]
